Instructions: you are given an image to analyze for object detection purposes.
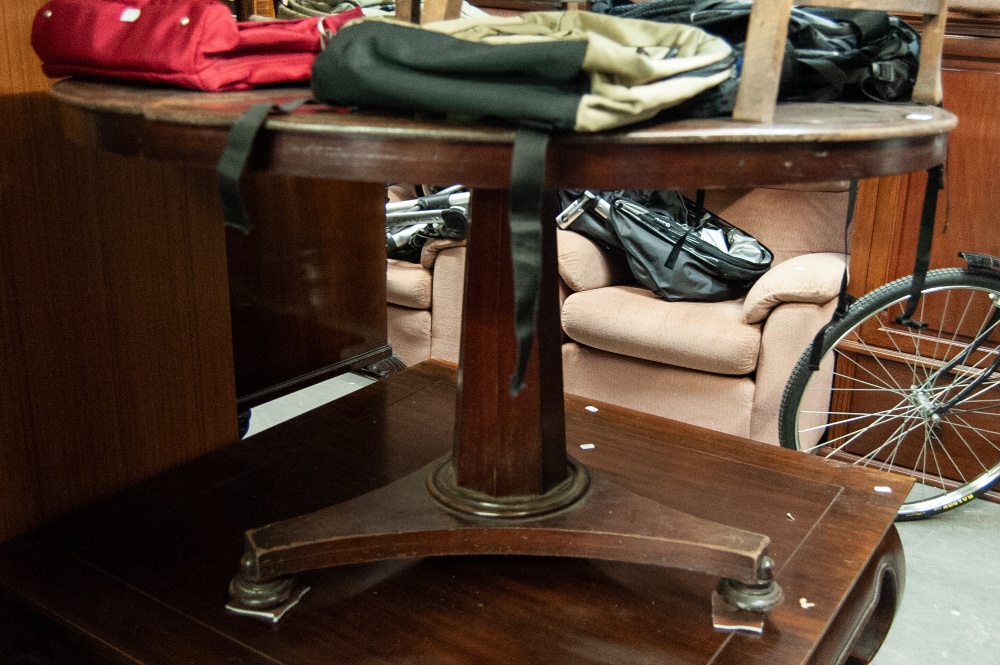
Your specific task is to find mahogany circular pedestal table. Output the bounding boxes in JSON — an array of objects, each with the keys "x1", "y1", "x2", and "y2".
[{"x1": 43, "y1": 79, "x2": 957, "y2": 665}]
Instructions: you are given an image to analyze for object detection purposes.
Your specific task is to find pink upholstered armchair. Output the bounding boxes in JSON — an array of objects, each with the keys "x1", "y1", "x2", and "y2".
[
  {"x1": 386, "y1": 238, "x2": 466, "y2": 367},
  {"x1": 558, "y1": 185, "x2": 851, "y2": 444},
  {"x1": 386, "y1": 185, "x2": 850, "y2": 445}
]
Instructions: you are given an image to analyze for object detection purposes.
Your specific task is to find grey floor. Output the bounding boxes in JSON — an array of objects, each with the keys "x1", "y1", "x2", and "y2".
[
  {"x1": 247, "y1": 375, "x2": 1000, "y2": 664},
  {"x1": 873, "y1": 498, "x2": 1000, "y2": 664}
]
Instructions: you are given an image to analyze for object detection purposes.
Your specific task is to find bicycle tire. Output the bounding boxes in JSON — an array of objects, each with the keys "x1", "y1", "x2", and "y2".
[{"x1": 779, "y1": 267, "x2": 1000, "y2": 520}]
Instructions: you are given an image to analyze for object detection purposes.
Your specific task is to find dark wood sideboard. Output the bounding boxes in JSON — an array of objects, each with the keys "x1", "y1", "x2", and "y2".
[{"x1": 0, "y1": 0, "x2": 390, "y2": 543}]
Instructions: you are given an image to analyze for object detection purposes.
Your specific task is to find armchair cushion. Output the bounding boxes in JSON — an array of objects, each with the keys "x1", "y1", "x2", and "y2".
[
  {"x1": 562, "y1": 285, "x2": 761, "y2": 375},
  {"x1": 742, "y1": 252, "x2": 846, "y2": 324},
  {"x1": 702, "y1": 187, "x2": 850, "y2": 265}
]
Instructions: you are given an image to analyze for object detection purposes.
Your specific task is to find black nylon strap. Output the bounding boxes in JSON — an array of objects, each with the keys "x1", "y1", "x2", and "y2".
[
  {"x1": 807, "y1": 178, "x2": 858, "y2": 371},
  {"x1": 693, "y1": 188, "x2": 706, "y2": 225},
  {"x1": 815, "y1": 7, "x2": 890, "y2": 43},
  {"x1": 664, "y1": 228, "x2": 691, "y2": 270},
  {"x1": 895, "y1": 164, "x2": 945, "y2": 328},
  {"x1": 217, "y1": 99, "x2": 309, "y2": 234},
  {"x1": 664, "y1": 188, "x2": 706, "y2": 269},
  {"x1": 508, "y1": 125, "x2": 551, "y2": 397}
]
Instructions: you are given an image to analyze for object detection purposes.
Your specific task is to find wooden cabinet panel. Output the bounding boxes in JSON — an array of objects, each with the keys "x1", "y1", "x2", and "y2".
[
  {"x1": 858, "y1": 16, "x2": 1000, "y2": 292},
  {"x1": 845, "y1": 13, "x2": 1000, "y2": 500},
  {"x1": 1, "y1": 0, "x2": 238, "y2": 540},
  {"x1": 228, "y1": 176, "x2": 389, "y2": 409},
  {"x1": 1, "y1": 0, "x2": 390, "y2": 539},
  {"x1": 892, "y1": 67, "x2": 1000, "y2": 283}
]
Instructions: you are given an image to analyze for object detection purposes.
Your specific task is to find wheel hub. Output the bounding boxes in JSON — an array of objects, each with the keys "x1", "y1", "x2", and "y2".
[{"x1": 908, "y1": 385, "x2": 942, "y2": 424}]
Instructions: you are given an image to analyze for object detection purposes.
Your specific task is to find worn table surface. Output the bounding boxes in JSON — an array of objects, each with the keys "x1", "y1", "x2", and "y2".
[
  {"x1": 49, "y1": 79, "x2": 956, "y2": 190},
  {"x1": 0, "y1": 361, "x2": 911, "y2": 665}
]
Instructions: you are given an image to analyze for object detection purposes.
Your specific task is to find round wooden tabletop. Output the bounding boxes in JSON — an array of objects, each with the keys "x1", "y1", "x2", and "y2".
[{"x1": 51, "y1": 79, "x2": 957, "y2": 191}]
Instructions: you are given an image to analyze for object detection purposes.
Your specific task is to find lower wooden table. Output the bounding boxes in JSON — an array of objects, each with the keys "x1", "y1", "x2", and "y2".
[{"x1": 0, "y1": 360, "x2": 909, "y2": 665}]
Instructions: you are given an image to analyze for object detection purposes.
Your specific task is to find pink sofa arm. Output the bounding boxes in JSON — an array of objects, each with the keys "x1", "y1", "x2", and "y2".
[
  {"x1": 421, "y1": 238, "x2": 466, "y2": 270},
  {"x1": 557, "y1": 229, "x2": 632, "y2": 293},
  {"x1": 750, "y1": 298, "x2": 839, "y2": 444},
  {"x1": 742, "y1": 252, "x2": 847, "y2": 324}
]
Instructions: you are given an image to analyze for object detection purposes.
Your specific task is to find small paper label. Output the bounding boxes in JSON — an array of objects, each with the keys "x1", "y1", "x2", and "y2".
[{"x1": 120, "y1": 7, "x2": 141, "y2": 22}]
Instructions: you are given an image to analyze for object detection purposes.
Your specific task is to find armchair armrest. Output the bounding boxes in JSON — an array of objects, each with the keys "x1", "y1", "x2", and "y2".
[
  {"x1": 743, "y1": 252, "x2": 846, "y2": 324},
  {"x1": 421, "y1": 238, "x2": 467, "y2": 270},
  {"x1": 557, "y1": 229, "x2": 632, "y2": 293}
]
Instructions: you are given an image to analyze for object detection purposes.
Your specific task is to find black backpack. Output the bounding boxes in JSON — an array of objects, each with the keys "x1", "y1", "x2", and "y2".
[
  {"x1": 556, "y1": 189, "x2": 773, "y2": 302},
  {"x1": 591, "y1": 0, "x2": 921, "y2": 116}
]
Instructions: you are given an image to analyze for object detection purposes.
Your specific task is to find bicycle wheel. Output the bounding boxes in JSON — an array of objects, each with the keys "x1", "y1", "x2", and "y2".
[{"x1": 779, "y1": 268, "x2": 1000, "y2": 520}]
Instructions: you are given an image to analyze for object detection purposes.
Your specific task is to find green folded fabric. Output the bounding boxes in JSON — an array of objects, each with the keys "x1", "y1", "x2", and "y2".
[
  {"x1": 311, "y1": 11, "x2": 734, "y2": 394},
  {"x1": 313, "y1": 11, "x2": 733, "y2": 132}
]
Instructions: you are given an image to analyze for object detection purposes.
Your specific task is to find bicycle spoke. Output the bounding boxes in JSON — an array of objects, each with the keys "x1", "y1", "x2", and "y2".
[
  {"x1": 943, "y1": 413, "x2": 996, "y2": 476},
  {"x1": 838, "y1": 329, "x2": 911, "y2": 394},
  {"x1": 850, "y1": 417, "x2": 928, "y2": 472},
  {"x1": 944, "y1": 411, "x2": 1000, "y2": 455},
  {"x1": 927, "y1": 288, "x2": 955, "y2": 379},
  {"x1": 926, "y1": 302, "x2": 1000, "y2": 388},
  {"x1": 825, "y1": 363, "x2": 911, "y2": 393},
  {"x1": 829, "y1": 349, "x2": 913, "y2": 399},
  {"x1": 942, "y1": 376, "x2": 1000, "y2": 408},
  {"x1": 811, "y1": 406, "x2": 920, "y2": 457},
  {"x1": 949, "y1": 402, "x2": 1000, "y2": 417},
  {"x1": 881, "y1": 305, "x2": 926, "y2": 380},
  {"x1": 938, "y1": 417, "x2": 1000, "y2": 444},
  {"x1": 912, "y1": 424, "x2": 949, "y2": 493},
  {"x1": 797, "y1": 402, "x2": 912, "y2": 436},
  {"x1": 928, "y1": 422, "x2": 968, "y2": 485},
  {"x1": 881, "y1": 423, "x2": 908, "y2": 472}
]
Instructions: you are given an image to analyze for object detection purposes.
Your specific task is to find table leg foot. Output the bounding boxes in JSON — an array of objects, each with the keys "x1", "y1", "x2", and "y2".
[
  {"x1": 716, "y1": 556, "x2": 783, "y2": 612},
  {"x1": 228, "y1": 552, "x2": 295, "y2": 609},
  {"x1": 357, "y1": 353, "x2": 407, "y2": 380}
]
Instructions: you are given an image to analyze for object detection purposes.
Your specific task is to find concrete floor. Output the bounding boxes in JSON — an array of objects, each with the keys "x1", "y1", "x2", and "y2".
[
  {"x1": 247, "y1": 374, "x2": 1000, "y2": 664},
  {"x1": 873, "y1": 497, "x2": 1000, "y2": 664}
]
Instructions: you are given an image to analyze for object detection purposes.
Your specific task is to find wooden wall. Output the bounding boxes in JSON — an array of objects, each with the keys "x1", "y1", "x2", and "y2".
[
  {"x1": 847, "y1": 10, "x2": 1000, "y2": 503},
  {"x1": 852, "y1": 11, "x2": 1000, "y2": 294},
  {"x1": 0, "y1": 0, "x2": 239, "y2": 541}
]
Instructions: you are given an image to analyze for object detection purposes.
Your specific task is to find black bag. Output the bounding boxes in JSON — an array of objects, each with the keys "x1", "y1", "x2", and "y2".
[
  {"x1": 591, "y1": 0, "x2": 920, "y2": 116},
  {"x1": 556, "y1": 189, "x2": 772, "y2": 301}
]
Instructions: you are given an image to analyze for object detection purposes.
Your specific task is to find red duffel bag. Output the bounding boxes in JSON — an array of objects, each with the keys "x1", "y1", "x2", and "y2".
[{"x1": 31, "y1": 0, "x2": 362, "y2": 91}]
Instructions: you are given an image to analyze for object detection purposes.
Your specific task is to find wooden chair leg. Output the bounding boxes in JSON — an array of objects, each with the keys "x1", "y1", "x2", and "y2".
[
  {"x1": 731, "y1": 0, "x2": 794, "y2": 124},
  {"x1": 912, "y1": 0, "x2": 949, "y2": 104},
  {"x1": 420, "y1": 0, "x2": 463, "y2": 23},
  {"x1": 733, "y1": 0, "x2": 949, "y2": 123},
  {"x1": 395, "y1": 0, "x2": 463, "y2": 24},
  {"x1": 395, "y1": 0, "x2": 420, "y2": 23}
]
